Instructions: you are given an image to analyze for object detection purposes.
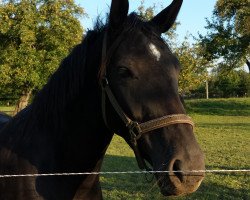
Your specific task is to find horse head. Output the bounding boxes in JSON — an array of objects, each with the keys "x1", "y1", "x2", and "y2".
[{"x1": 100, "y1": 0, "x2": 205, "y2": 196}]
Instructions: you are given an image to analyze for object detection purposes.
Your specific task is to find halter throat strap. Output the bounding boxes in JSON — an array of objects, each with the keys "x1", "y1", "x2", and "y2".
[{"x1": 100, "y1": 30, "x2": 194, "y2": 171}]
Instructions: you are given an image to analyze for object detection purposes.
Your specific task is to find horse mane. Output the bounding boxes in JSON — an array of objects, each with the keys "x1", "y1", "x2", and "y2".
[
  {"x1": 9, "y1": 13, "x2": 160, "y2": 134},
  {"x1": 28, "y1": 30, "x2": 101, "y2": 132}
]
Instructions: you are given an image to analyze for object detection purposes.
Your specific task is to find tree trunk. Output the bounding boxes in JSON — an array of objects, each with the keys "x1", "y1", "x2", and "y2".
[
  {"x1": 13, "y1": 90, "x2": 32, "y2": 115},
  {"x1": 246, "y1": 59, "x2": 250, "y2": 73}
]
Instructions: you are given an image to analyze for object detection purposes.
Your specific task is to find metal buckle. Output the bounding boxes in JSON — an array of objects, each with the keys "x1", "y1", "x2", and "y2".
[
  {"x1": 128, "y1": 121, "x2": 142, "y2": 142},
  {"x1": 128, "y1": 121, "x2": 141, "y2": 135},
  {"x1": 101, "y1": 77, "x2": 109, "y2": 87}
]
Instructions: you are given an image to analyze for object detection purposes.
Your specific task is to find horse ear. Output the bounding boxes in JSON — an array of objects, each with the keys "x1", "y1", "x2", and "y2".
[
  {"x1": 109, "y1": 0, "x2": 129, "y2": 29},
  {"x1": 150, "y1": 0, "x2": 183, "y2": 33}
]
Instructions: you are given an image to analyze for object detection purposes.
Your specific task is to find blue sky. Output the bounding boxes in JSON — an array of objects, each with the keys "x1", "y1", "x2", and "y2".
[{"x1": 75, "y1": 0, "x2": 217, "y2": 42}]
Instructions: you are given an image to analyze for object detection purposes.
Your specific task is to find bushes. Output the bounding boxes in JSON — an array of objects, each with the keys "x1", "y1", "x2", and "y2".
[{"x1": 190, "y1": 70, "x2": 250, "y2": 98}]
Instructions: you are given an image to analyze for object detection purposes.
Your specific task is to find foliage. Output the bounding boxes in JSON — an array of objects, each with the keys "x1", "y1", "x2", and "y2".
[
  {"x1": 0, "y1": 0, "x2": 85, "y2": 98},
  {"x1": 198, "y1": 0, "x2": 250, "y2": 71},
  {"x1": 99, "y1": 98, "x2": 250, "y2": 199},
  {"x1": 193, "y1": 70, "x2": 250, "y2": 98},
  {"x1": 137, "y1": 0, "x2": 179, "y2": 44},
  {"x1": 211, "y1": 70, "x2": 250, "y2": 98},
  {"x1": 176, "y1": 39, "x2": 209, "y2": 94},
  {"x1": 137, "y1": 1, "x2": 209, "y2": 94}
]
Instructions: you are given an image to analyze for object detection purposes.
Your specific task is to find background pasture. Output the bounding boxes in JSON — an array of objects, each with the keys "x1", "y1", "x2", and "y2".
[
  {"x1": 101, "y1": 98, "x2": 250, "y2": 199},
  {"x1": 0, "y1": 98, "x2": 249, "y2": 199}
]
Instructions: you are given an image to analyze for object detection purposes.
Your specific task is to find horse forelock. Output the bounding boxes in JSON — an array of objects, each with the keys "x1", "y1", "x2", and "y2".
[{"x1": 97, "y1": 12, "x2": 164, "y2": 81}]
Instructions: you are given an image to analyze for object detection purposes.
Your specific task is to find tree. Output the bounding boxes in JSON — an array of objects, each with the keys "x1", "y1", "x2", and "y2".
[
  {"x1": 137, "y1": 0, "x2": 179, "y2": 44},
  {"x1": 199, "y1": 0, "x2": 250, "y2": 72},
  {"x1": 210, "y1": 69, "x2": 250, "y2": 98},
  {"x1": 0, "y1": 0, "x2": 85, "y2": 113},
  {"x1": 190, "y1": 69, "x2": 250, "y2": 98},
  {"x1": 176, "y1": 39, "x2": 209, "y2": 95},
  {"x1": 137, "y1": 1, "x2": 209, "y2": 94}
]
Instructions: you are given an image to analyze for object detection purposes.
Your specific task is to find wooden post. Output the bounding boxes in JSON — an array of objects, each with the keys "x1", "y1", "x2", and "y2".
[{"x1": 206, "y1": 80, "x2": 209, "y2": 99}]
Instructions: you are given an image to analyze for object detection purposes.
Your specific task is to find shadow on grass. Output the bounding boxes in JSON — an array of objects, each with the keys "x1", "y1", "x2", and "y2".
[
  {"x1": 185, "y1": 99, "x2": 250, "y2": 116},
  {"x1": 191, "y1": 181, "x2": 249, "y2": 200},
  {"x1": 101, "y1": 155, "x2": 249, "y2": 200},
  {"x1": 197, "y1": 122, "x2": 250, "y2": 131}
]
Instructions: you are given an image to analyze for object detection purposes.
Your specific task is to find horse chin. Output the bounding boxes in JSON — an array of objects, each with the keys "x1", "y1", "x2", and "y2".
[{"x1": 156, "y1": 173, "x2": 204, "y2": 197}]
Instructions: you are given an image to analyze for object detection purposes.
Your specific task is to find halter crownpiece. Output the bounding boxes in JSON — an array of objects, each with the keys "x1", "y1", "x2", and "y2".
[{"x1": 100, "y1": 30, "x2": 195, "y2": 170}]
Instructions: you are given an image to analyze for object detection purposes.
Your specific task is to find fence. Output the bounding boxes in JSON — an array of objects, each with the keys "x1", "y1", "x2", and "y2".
[
  {"x1": 0, "y1": 169, "x2": 249, "y2": 178},
  {"x1": 0, "y1": 99, "x2": 249, "y2": 198}
]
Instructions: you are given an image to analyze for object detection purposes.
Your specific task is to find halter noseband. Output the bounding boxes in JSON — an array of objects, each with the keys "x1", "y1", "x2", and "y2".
[{"x1": 100, "y1": 30, "x2": 194, "y2": 171}]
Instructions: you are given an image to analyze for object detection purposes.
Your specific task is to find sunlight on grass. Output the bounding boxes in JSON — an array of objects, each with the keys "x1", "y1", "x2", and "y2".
[
  {"x1": 0, "y1": 99, "x2": 249, "y2": 199},
  {"x1": 101, "y1": 98, "x2": 250, "y2": 199}
]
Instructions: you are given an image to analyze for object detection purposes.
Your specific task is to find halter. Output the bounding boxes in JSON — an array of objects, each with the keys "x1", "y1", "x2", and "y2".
[{"x1": 99, "y1": 29, "x2": 194, "y2": 171}]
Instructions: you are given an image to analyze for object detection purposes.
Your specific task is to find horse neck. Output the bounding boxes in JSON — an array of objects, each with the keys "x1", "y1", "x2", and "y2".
[
  {"x1": 30, "y1": 33, "x2": 105, "y2": 133},
  {"x1": 2, "y1": 32, "x2": 113, "y2": 168}
]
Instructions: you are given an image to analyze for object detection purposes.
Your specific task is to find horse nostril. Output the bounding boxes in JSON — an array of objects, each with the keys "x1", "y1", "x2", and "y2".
[{"x1": 172, "y1": 159, "x2": 184, "y2": 182}]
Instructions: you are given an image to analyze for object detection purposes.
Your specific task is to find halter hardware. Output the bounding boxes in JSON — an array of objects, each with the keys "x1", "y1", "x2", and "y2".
[
  {"x1": 100, "y1": 30, "x2": 195, "y2": 171},
  {"x1": 128, "y1": 121, "x2": 141, "y2": 140}
]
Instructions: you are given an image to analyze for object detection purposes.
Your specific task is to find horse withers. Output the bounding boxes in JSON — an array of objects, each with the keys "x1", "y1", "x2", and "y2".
[{"x1": 0, "y1": 0, "x2": 205, "y2": 199}]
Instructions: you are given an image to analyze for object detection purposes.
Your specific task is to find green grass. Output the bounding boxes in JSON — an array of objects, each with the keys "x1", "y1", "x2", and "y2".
[
  {"x1": 101, "y1": 98, "x2": 250, "y2": 199},
  {"x1": 0, "y1": 106, "x2": 14, "y2": 116},
  {"x1": 0, "y1": 106, "x2": 14, "y2": 112},
  {"x1": 186, "y1": 98, "x2": 250, "y2": 116},
  {"x1": 0, "y1": 99, "x2": 249, "y2": 199}
]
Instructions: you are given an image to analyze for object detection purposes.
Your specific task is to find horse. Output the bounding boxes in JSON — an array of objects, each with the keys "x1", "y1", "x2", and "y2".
[
  {"x1": 0, "y1": 0, "x2": 205, "y2": 199},
  {"x1": 0, "y1": 112, "x2": 11, "y2": 130}
]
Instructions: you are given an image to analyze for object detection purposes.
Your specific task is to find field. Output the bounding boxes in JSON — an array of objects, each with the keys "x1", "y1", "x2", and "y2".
[
  {"x1": 0, "y1": 106, "x2": 14, "y2": 116},
  {"x1": 100, "y1": 98, "x2": 250, "y2": 200},
  {"x1": 0, "y1": 98, "x2": 249, "y2": 199}
]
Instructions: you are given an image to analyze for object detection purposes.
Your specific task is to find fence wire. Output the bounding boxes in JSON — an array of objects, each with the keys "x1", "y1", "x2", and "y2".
[{"x1": 0, "y1": 169, "x2": 249, "y2": 178}]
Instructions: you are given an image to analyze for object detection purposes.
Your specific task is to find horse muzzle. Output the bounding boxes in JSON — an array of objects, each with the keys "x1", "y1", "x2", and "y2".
[{"x1": 155, "y1": 155, "x2": 205, "y2": 196}]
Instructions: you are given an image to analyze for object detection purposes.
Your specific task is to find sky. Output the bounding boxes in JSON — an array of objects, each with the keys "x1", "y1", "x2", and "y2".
[{"x1": 75, "y1": 0, "x2": 217, "y2": 43}]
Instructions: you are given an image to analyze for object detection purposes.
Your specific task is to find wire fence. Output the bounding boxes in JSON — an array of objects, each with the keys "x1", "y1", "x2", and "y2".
[
  {"x1": 0, "y1": 102, "x2": 249, "y2": 179},
  {"x1": 0, "y1": 169, "x2": 249, "y2": 178}
]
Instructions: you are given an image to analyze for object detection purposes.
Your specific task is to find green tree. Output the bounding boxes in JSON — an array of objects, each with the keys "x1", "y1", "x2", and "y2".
[
  {"x1": 0, "y1": 0, "x2": 85, "y2": 112},
  {"x1": 137, "y1": 0, "x2": 179, "y2": 44},
  {"x1": 210, "y1": 70, "x2": 250, "y2": 98},
  {"x1": 137, "y1": 1, "x2": 209, "y2": 94},
  {"x1": 176, "y1": 39, "x2": 209, "y2": 95},
  {"x1": 199, "y1": 0, "x2": 250, "y2": 72}
]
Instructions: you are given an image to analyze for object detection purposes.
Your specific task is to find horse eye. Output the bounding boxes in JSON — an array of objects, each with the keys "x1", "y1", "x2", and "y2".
[{"x1": 117, "y1": 66, "x2": 133, "y2": 78}]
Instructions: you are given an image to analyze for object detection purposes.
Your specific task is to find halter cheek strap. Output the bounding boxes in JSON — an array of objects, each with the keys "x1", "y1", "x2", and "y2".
[
  {"x1": 101, "y1": 77, "x2": 194, "y2": 170},
  {"x1": 100, "y1": 30, "x2": 195, "y2": 171}
]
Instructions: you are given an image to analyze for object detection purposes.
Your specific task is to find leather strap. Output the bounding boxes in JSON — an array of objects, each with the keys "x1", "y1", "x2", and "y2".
[
  {"x1": 102, "y1": 78, "x2": 194, "y2": 139},
  {"x1": 138, "y1": 114, "x2": 194, "y2": 139},
  {"x1": 99, "y1": 30, "x2": 195, "y2": 171}
]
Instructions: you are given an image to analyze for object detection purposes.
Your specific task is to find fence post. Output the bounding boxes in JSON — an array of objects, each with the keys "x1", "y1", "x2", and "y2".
[{"x1": 206, "y1": 80, "x2": 209, "y2": 99}]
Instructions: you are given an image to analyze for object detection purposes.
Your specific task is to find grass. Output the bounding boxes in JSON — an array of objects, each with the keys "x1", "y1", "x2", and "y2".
[
  {"x1": 101, "y1": 98, "x2": 250, "y2": 199},
  {"x1": 0, "y1": 98, "x2": 249, "y2": 199},
  {"x1": 185, "y1": 98, "x2": 250, "y2": 116},
  {"x1": 0, "y1": 106, "x2": 14, "y2": 116}
]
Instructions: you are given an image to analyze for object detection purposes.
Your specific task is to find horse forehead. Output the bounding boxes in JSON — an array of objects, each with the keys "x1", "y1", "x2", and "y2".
[{"x1": 124, "y1": 32, "x2": 163, "y2": 60}]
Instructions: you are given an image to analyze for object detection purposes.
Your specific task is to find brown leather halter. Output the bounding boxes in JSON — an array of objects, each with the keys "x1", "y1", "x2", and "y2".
[{"x1": 99, "y1": 30, "x2": 194, "y2": 170}]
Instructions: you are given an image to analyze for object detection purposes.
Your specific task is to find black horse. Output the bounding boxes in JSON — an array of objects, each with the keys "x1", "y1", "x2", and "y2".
[
  {"x1": 0, "y1": 0, "x2": 205, "y2": 199},
  {"x1": 0, "y1": 112, "x2": 11, "y2": 129}
]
